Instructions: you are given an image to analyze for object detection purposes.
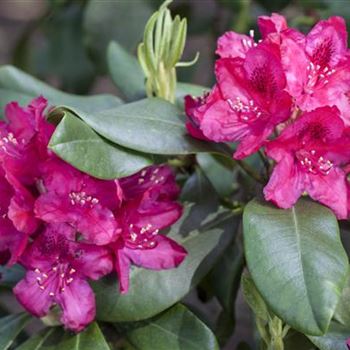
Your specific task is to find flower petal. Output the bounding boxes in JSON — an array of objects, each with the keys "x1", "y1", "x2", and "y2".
[{"x1": 56, "y1": 278, "x2": 95, "y2": 332}]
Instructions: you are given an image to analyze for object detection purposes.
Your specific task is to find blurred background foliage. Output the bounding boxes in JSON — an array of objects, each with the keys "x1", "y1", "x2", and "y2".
[{"x1": 1, "y1": 0, "x2": 349, "y2": 97}]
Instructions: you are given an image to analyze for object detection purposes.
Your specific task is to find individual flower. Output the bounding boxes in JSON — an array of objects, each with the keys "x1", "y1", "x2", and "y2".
[
  {"x1": 347, "y1": 338, "x2": 350, "y2": 350},
  {"x1": 0, "y1": 96, "x2": 53, "y2": 185},
  {"x1": 14, "y1": 223, "x2": 113, "y2": 332},
  {"x1": 264, "y1": 106, "x2": 350, "y2": 219},
  {"x1": 197, "y1": 44, "x2": 292, "y2": 159},
  {"x1": 111, "y1": 165, "x2": 187, "y2": 293},
  {"x1": 35, "y1": 158, "x2": 121, "y2": 245},
  {"x1": 279, "y1": 16, "x2": 350, "y2": 123}
]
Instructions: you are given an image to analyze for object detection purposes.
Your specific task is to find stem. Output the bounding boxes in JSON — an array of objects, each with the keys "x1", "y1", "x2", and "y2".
[
  {"x1": 258, "y1": 150, "x2": 270, "y2": 179},
  {"x1": 220, "y1": 144, "x2": 265, "y2": 184},
  {"x1": 236, "y1": 159, "x2": 265, "y2": 184}
]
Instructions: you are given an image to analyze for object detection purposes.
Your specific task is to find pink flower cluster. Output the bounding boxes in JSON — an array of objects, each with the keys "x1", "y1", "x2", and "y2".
[
  {"x1": 0, "y1": 98, "x2": 186, "y2": 331},
  {"x1": 186, "y1": 14, "x2": 350, "y2": 219}
]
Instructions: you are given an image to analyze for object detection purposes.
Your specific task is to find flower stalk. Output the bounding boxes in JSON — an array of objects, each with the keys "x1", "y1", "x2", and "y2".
[{"x1": 138, "y1": 0, "x2": 198, "y2": 103}]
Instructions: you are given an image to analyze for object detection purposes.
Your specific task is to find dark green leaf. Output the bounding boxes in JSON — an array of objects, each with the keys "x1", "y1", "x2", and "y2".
[
  {"x1": 243, "y1": 198, "x2": 348, "y2": 335},
  {"x1": 107, "y1": 41, "x2": 146, "y2": 101},
  {"x1": 196, "y1": 153, "x2": 236, "y2": 198},
  {"x1": 50, "y1": 99, "x2": 225, "y2": 156},
  {"x1": 284, "y1": 330, "x2": 316, "y2": 350},
  {"x1": 209, "y1": 219, "x2": 242, "y2": 315},
  {"x1": 124, "y1": 304, "x2": 219, "y2": 350},
  {"x1": 180, "y1": 167, "x2": 220, "y2": 232},
  {"x1": 93, "y1": 205, "x2": 236, "y2": 322},
  {"x1": 0, "y1": 66, "x2": 122, "y2": 115},
  {"x1": 49, "y1": 111, "x2": 151, "y2": 179},
  {"x1": 241, "y1": 273, "x2": 269, "y2": 322},
  {"x1": 17, "y1": 322, "x2": 110, "y2": 350},
  {"x1": 83, "y1": 0, "x2": 152, "y2": 72},
  {"x1": 0, "y1": 313, "x2": 31, "y2": 350},
  {"x1": 334, "y1": 270, "x2": 350, "y2": 327},
  {"x1": 308, "y1": 322, "x2": 349, "y2": 350}
]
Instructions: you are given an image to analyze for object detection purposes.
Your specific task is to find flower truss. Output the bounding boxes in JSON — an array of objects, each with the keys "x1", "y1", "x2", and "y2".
[
  {"x1": 0, "y1": 97, "x2": 187, "y2": 331},
  {"x1": 185, "y1": 13, "x2": 350, "y2": 220}
]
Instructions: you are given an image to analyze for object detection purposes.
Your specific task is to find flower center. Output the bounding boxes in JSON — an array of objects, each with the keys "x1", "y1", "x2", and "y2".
[
  {"x1": 126, "y1": 223, "x2": 159, "y2": 249},
  {"x1": 34, "y1": 263, "x2": 77, "y2": 296},
  {"x1": 226, "y1": 97, "x2": 262, "y2": 123},
  {"x1": 296, "y1": 149, "x2": 333, "y2": 175},
  {"x1": 305, "y1": 62, "x2": 335, "y2": 91},
  {"x1": 0, "y1": 132, "x2": 18, "y2": 152},
  {"x1": 138, "y1": 168, "x2": 165, "y2": 185},
  {"x1": 69, "y1": 191, "x2": 99, "y2": 207}
]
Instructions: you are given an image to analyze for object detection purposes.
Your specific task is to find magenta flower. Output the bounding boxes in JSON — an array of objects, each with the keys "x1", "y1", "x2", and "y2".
[
  {"x1": 0, "y1": 172, "x2": 27, "y2": 265},
  {"x1": 111, "y1": 165, "x2": 187, "y2": 293},
  {"x1": 264, "y1": 106, "x2": 350, "y2": 219},
  {"x1": 258, "y1": 13, "x2": 288, "y2": 38},
  {"x1": 0, "y1": 97, "x2": 53, "y2": 185},
  {"x1": 279, "y1": 16, "x2": 350, "y2": 123},
  {"x1": 35, "y1": 158, "x2": 121, "y2": 245},
  {"x1": 14, "y1": 223, "x2": 113, "y2": 332},
  {"x1": 197, "y1": 45, "x2": 292, "y2": 159},
  {"x1": 184, "y1": 87, "x2": 221, "y2": 141},
  {"x1": 347, "y1": 338, "x2": 350, "y2": 350}
]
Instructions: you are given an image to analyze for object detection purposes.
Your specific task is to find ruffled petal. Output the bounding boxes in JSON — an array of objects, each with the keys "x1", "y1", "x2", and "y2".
[
  {"x1": 124, "y1": 235, "x2": 187, "y2": 271},
  {"x1": 57, "y1": 278, "x2": 95, "y2": 332},
  {"x1": 14, "y1": 271, "x2": 53, "y2": 317}
]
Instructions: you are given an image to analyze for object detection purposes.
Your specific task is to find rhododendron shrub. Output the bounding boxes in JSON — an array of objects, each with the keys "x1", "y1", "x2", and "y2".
[{"x1": 1, "y1": 1, "x2": 350, "y2": 349}]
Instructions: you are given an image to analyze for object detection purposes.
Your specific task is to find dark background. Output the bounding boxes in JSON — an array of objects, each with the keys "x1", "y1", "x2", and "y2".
[{"x1": 0, "y1": 0, "x2": 349, "y2": 348}]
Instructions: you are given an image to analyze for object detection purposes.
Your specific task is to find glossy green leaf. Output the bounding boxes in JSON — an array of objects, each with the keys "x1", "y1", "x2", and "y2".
[
  {"x1": 83, "y1": 0, "x2": 152, "y2": 71},
  {"x1": 124, "y1": 304, "x2": 219, "y2": 350},
  {"x1": 197, "y1": 153, "x2": 236, "y2": 198},
  {"x1": 209, "y1": 219, "x2": 242, "y2": 315},
  {"x1": 17, "y1": 322, "x2": 110, "y2": 350},
  {"x1": 107, "y1": 41, "x2": 146, "y2": 101},
  {"x1": 243, "y1": 198, "x2": 348, "y2": 335},
  {"x1": 0, "y1": 313, "x2": 31, "y2": 350},
  {"x1": 308, "y1": 322, "x2": 349, "y2": 350},
  {"x1": 0, "y1": 65, "x2": 122, "y2": 115},
  {"x1": 334, "y1": 270, "x2": 350, "y2": 327},
  {"x1": 49, "y1": 111, "x2": 151, "y2": 179},
  {"x1": 50, "y1": 99, "x2": 225, "y2": 156},
  {"x1": 241, "y1": 273, "x2": 269, "y2": 322},
  {"x1": 93, "y1": 204, "x2": 236, "y2": 322}
]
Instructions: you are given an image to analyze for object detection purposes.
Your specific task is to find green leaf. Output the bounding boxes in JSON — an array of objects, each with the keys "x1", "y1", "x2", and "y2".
[
  {"x1": 93, "y1": 205, "x2": 236, "y2": 322},
  {"x1": 334, "y1": 270, "x2": 350, "y2": 327},
  {"x1": 243, "y1": 198, "x2": 349, "y2": 335},
  {"x1": 51, "y1": 98, "x2": 225, "y2": 156},
  {"x1": 0, "y1": 264, "x2": 25, "y2": 288},
  {"x1": 284, "y1": 330, "x2": 316, "y2": 350},
  {"x1": 17, "y1": 322, "x2": 110, "y2": 350},
  {"x1": 83, "y1": 0, "x2": 153, "y2": 72},
  {"x1": 241, "y1": 273, "x2": 269, "y2": 322},
  {"x1": 209, "y1": 219, "x2": 242, "y2": 315},
  {"x1": 308, "y1": 322, "x2": 349, "y2": 350},
  {"x1": 49, "y1": 111, "x2": 151, "y2": 179},
  {"x1": 196, "y1": 153, "x2": 236, "y2": 198},
  {"x1": 0, "y1": 313, "x2": 31, "y2": 350},
  {"x1": 124, "y1": 304, "x2": 219, "y2": 350},
  {"x1": 107, "y1": 41, "x2": 146, "y2": 101},
  {"x1": 0, "y1": 65, "x2": 122, "y2": 115}
]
